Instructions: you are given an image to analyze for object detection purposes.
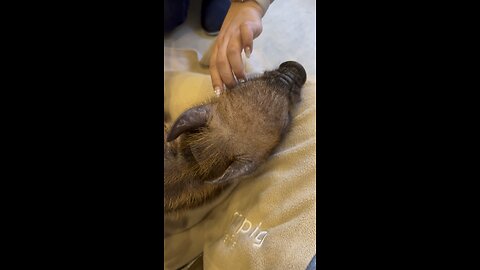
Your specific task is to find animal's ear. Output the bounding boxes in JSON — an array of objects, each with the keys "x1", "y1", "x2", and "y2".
[
  {"x1": 166, "y1": 105, "x2": 211, "y2": 142},
  {"x1": 207, "y1": 159, "x2": 258, "y2": 185}
]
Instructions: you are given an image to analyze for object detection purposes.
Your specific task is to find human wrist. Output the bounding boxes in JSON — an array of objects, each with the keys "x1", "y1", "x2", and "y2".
[{"x1": 231, "y1": 0, "x2": 271, "y2": 16}]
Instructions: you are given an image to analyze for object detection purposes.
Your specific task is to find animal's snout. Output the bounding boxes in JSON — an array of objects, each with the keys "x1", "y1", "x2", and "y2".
[{"x1": 279, "y1": 61, "x2": 307, "y2": 87}]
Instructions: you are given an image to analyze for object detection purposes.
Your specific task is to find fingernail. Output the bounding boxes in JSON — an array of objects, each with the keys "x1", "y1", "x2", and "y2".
[
  {"x1": 245, "y1": 47, "x2": 251, "y2": 58},
  {"x1": 214, "y1": 87, "x2": 221, "y2": 97},
  {"x1": 238, "y1": 78, "x2": 246, "y2": 83}
]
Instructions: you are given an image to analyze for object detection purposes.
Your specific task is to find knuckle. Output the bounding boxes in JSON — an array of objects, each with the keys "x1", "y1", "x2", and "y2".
[
  {"x1": 227, "y1": 46, "x2": 239, "y2": 57},
  {"x1": 216, "y1": 58, "x2": 228, "y2": 67}
]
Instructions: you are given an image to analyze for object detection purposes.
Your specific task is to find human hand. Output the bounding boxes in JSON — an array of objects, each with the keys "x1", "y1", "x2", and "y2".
[{"x1": 209, "y1": 1, "x2": 264, "y2": 95}]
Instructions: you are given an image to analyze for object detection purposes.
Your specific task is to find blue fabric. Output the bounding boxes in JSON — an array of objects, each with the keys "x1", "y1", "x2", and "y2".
[
  {"x1": 163, "y1": 0, "x2": 229, "y2": 34},
  {"x1": 201, "y1": 0, "x2": 230, "y2": 33},
  {"x1": 164, "y1": 0, "x2": 190, "y2": 34},
  {"x1": 306, "y1": 254, "x2": 316, "y2": 270}
]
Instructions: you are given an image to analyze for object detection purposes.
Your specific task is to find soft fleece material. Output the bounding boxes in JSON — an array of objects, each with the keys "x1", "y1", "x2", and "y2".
[{"x1": 164, "y1": 48, "x2": 316, "y2": 270}]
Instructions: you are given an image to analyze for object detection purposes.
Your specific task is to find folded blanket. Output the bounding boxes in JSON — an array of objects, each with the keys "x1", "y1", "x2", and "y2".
[{"x1": 164, "y1": 48, "x2": 316, "y2": 270}]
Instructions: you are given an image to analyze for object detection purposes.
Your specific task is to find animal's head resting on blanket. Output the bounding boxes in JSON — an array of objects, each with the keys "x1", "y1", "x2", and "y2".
[{"x1": 164, "y1": 61, "x2": 307, "y2": 215}]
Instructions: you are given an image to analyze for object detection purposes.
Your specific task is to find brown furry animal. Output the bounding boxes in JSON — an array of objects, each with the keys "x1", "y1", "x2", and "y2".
[{"x1": 164, "y1": 61, "x2": 307, "y2": 215}]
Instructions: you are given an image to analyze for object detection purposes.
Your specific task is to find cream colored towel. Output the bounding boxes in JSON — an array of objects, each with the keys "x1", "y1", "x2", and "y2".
[{"x1": 164, "y1": 48, "x2": 316, "y2": 270}]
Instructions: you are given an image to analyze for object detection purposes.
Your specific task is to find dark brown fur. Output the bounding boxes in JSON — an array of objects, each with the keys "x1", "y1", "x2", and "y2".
[{"x1": 164, "y1": 61, "x2": 307, "y2": 216}]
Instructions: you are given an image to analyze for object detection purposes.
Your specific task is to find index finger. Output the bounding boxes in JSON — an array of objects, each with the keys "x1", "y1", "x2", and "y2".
[{"x1": 209, "y1": 44, "x2": 224, "y2": 96}]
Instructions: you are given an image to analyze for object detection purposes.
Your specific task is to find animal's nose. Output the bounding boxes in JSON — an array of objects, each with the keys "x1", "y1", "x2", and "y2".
[{"x1": 279, "y1": 61, "x2": 307, "y2": 86}]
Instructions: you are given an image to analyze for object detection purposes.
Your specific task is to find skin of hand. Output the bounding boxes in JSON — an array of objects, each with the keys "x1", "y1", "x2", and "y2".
[{"x1": 209, "y1": 1, "x2": 264, "y2": 95}]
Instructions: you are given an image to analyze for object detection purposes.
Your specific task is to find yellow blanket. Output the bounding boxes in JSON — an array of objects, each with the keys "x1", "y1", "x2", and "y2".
[{"x1": 164, "y1": 48, "x2": 316, "y2": 270}]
